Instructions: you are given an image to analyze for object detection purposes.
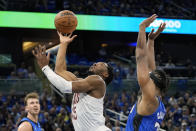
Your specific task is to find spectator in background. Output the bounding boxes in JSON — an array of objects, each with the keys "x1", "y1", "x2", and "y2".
[
  {"x1": 187, "y1": 64, "x2": 195, "y2": 78},
  {"x1": 36, "y1": 0, "x2": 48, "y2": 11},
  {"x1": 27, "y1": 66, "x2": 37, "y2": 79},
  {"x1": 17, "y1": 62, "x2": 28, "y2": 78},
  {"x1": 112, "y1": 63, "x2": 127, "y2": 90},
  {"x1": 168, "y1": 96, "x2": 177, "y2": 106},
  {"x1": 126, "y1": 68, "x2": 136, "y2": 79},
  {"x1": 184, "y1": 59, "x2": 193, "y2": 67},
  {"x1": 190, "y1": 114, "x2": 196, "y2": 129},
  {"x1": 0, "y1": 0, "x2": 7, "y2": 10},
  {"x1": 177, "y1": 78, "x2": 188, "y2": 91},
  {"x1": 0, "y1": 124, "x2": 7, "y2": 131},
  {"x1": 98, "y1": 46, "x2": 107, "y2": 60},
  {"x1": 165, "y1": 59, "x2": 175, "y2": 68},
  {"x1": 56, "y1": 127, "x2": 62, "y2": 131},
  {"x1": 7, "y1": 71, "x2": 18, "y2": 79},
  {"x1": 112, "y1": 120, "x2": 123, "y2": 131},
  {"x1": 155, "y1": 54, "x2": 162, "y2": 66},
  {"x1": 55, "y1": 0, "x2": 63, "y2": 10},
  {"x1": 26, "y1": 0, "x2": 37, "y2": 11},
  {"x1": 160, "y1": 121, "x2": 168, "y2": 130},
  {"x1": 181, "y1": 119, "x2": 191, "y2": 131},
  {"x1": 113, "y1": 68, "x2": 122, "y2": 91}
]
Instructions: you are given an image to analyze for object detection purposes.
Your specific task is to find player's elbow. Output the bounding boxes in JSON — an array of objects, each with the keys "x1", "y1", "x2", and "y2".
[
  {"x1": 55, "y1": 66, "x2": 63, "y2": 73},
  {"x1": 136, "y1": 54, "x2": 145, "y2": 63},
  {"x1": 54, "y1": 69, "x2": 63, "y2": 78}
]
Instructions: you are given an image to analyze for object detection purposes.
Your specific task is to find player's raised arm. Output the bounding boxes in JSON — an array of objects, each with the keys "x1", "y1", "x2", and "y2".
[
  {"x1": 147, "y1": 23, "x2": 166, "y2": 71},
  {"x1": 136, "y1": 14, "x2": 158, "y2": 100},
  {"x1": 54, "y1": 32, "x2": 78, "y2": 81},
  {"x1": 32, "y1": 45, "x2": 101, "y2": 94}
]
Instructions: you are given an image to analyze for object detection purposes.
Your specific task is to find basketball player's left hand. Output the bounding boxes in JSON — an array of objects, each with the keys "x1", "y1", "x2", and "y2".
[
  {"x1": 148, "y1": 23, "x2": 166, "y2": 40},
  {"x1": 32, "y1": 45, "x2": 50, "y2": 69},
  {"x1": 57, "y1": 31, "x2": 77, "y2": 45},
  {"x1": 140, "y1": 14, "x2": 158, "y2": 28}
]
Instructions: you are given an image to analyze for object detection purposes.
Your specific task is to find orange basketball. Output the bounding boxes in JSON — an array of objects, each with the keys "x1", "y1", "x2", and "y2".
[{"x1": 54, "y1": 10, "x2": 78, "y2": 34}]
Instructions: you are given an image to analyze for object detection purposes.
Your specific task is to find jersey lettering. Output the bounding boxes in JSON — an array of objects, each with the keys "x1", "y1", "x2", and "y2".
[
  {"x1": 155, "y1": 122, "x2": 160, "y2": 130},
  {"x1": 157, "y1": 111, "x2": 165, "y2": 120}
]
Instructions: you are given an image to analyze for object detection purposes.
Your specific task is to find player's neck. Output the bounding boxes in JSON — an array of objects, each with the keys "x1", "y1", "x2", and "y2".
[
  {"x1": 155, "y1": 89, "x2": 162, "y2": 97},
  {"x1": 27, "y1": 113, "x2": 38, "y2": 123}
]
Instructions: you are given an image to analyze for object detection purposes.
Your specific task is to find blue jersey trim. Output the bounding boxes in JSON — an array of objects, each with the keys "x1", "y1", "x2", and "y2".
[{"x1": 18, "y1": 117, "x2": 41, "y2": 131}]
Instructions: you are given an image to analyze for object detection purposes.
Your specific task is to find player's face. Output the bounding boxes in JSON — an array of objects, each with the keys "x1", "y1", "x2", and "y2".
[
  {"x1": 26, "y1": 98, "x2": 40, "y2": 115},
  {"x1": 89, "y1": 62, "x2": 108, "y2": 75}
]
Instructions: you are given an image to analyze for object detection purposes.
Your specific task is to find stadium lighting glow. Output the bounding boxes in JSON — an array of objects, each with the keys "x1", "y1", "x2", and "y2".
[
  {"x1": 0, "y1": 11, "x2": 196, "y2": 35},
  {"x1": 128, "y1": 42, "x2": 137, "y2": 47}
]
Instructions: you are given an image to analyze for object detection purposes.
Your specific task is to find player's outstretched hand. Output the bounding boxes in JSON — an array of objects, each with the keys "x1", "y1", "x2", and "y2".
[
  {"x1": 148, "y1": 23, "x2": 166, "y2": 40},
  {"x1": 57, "y1": 31, "x2": 77, "y2": 45},
  {"x1": 32, "y1": 45, "x2": 50, "y2": 69},
  {"x1": 140, "y1": 14, "x2": 158, "y2": 28}
]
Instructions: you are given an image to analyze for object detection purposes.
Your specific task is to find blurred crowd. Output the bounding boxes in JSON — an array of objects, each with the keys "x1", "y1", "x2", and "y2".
[
  {"x1": 0, "y1": 89, "x2": 195, "y2": 131},
  {"x1": 2, "y1": 0, "x2": 195, "y2": 19},
  {"x1": 3, "y1": 62, "x2": 37, "y2": 80}
]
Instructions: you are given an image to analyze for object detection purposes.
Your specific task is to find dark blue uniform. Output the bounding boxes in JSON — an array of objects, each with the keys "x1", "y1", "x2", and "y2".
[
  {"x1": 18, "y1": 117, "x2": 42, "y2": 131},
  {"x1": 126, "y1": 97, "x2": 166, "y2": 131}
]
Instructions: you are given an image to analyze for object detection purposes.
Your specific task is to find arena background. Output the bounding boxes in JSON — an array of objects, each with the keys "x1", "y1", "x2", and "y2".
[{"x1": 0, "y1": 0, "x2": 196, "y2": 131}]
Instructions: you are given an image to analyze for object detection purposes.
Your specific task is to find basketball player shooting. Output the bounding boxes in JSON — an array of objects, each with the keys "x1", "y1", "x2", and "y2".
[
  {"x1": 32, "y1": 32, "x2": 113, "y2": 131},
  {"x1": 125, "y1": 14, "x2": 169, "y2": 131}
]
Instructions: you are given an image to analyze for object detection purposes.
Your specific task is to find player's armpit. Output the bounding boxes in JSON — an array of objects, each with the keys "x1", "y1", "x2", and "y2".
[
  {"x1": 17, "y1": 122, "x2": 32, "y2": 131},
  {"x1": 72, "y1": 75, "x2": 105, "y2": 93},
  {"x1": 140, "y1": 80, "x2": 157, "y2": 102}
]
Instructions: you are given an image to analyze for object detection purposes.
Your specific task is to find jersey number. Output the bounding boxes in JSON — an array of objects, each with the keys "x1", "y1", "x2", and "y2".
[{"x1": 72, "y1": 93, "x2": 79, "y2": 120}]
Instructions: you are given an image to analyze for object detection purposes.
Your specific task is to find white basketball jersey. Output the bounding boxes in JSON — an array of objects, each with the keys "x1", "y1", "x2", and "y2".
[{"x1": 71, "y1": 92, "x2": 107, "y2": 131}]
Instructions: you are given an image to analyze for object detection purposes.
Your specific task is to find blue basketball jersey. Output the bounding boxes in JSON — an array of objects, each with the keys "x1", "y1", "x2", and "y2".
[
  {"x1": 126, "y1": 97, "x2": 166, "y2": 131},
  {"x1": 18, "y1": 117, "x2": 42, "y2": 131}
]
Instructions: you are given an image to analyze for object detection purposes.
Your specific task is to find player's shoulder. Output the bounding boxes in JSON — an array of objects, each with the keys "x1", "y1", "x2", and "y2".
[{"x1": 18, "y1": 121, "x2": 32, "y2": 131}]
